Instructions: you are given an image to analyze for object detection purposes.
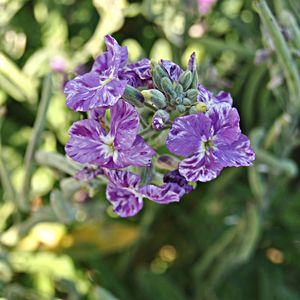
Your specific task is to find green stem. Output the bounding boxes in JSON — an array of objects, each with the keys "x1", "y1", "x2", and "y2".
[
  {"x1": 117, "y1": 203, "x2": 161, "y2": 275},
  {"x1": 19, "y1": 74, "x2": 53, "y2": 212},
  {"x1": 144, "y1": 102, "x2": 156, "y2": 112},
  {"x1": 254, "y1": 0, "x2": 300, "y2": 107}
]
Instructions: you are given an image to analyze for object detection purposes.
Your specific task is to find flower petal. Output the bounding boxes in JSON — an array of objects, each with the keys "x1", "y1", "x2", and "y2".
[
  {"x1": 120, "y1": 58, "x2": 152, "y2": 88},
  {"x1": 179, "y1": 151, "x2": 223, "y2": 182},
  {"x1": 106, "y1": 184, "x2": 143, "y2": 217},
  {"x1": 166, "y1": 113, "x2": 212, "y2": 157},
  {"x1": 214, "y1": 91, "x2": 233, "y2": 106},
  {"x1": 92, "y1": 51, "x2": 110, "y2": 75},
  {"x1": 215, "y1": 134, "x2": 256, "y2": 167},
  {"x1": 104, "y1": 35, "x2": 128, "y2": 75},
  {"x1": 207, "y1": 103, "x2": 241, "y2": 144},
  {"x1": 65, "y1": 119, "x2": 112, "y2": 165},
  {"x1": 115, "y1": 136, "x2": 156, "y2": 168},
  {"x1": 106, "y1": 170, "x2": 141, "y2": 189},
  {"x1": 160, "y1": 59, "x2": 183, "y2": 81},
  {"x1": 64, "y1": 72, "x2": 125, "y2": 111},
  {"x1": 139, "y1": 183, "x2": 185, "y2": 204},
  {"x1": 89, "y1": 107, "x2": 106, "y2": 121},
  {"x1": 110, "y1": 99, "x2": 140, "y2": 149}
]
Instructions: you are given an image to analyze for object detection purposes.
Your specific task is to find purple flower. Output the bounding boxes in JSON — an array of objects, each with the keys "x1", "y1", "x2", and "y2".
[
  {"x1": 163, "y1": 170, "x2": 193, "y2": 194},
  {"x1": 106, "y1": 170, "x2": 185, "y2": 217},
  {"x1": 160, "y1": 52, "x2": 197, "y2": 81},
  {"x1": 198, "y1": 84, "x2": 233, "y2": 109},
  {"x1": 65, "y1": 35, "x2": 151, "y2": 112},
  {"x1": 65, "y1": 99, "x2": 155, "y2": 168},
  {"x1": 166, "y1": 103, "x2": 255, "y2": 182},
  {"x1": 160, "y1": 59, "x2": 183, "y2": 81},
  {"x1": 119, "y1": 58, "x2": 152, "y2": 88}
]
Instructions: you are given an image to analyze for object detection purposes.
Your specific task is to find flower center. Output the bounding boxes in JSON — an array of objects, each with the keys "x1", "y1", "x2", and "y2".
[{"x1": 203, "y1": 139, "x2": 214, "y2": 152}]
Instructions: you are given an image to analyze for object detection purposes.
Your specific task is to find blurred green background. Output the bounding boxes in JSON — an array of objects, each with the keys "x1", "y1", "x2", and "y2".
[{"x1": 1, "y1": 0, "x2": 300, "y2": 299}]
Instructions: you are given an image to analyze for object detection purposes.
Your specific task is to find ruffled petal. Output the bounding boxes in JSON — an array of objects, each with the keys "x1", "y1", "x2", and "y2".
[
  {"x1": 120, "y1": 58, "x2": 152, "y2": 88},
  {"x1": 64, "y1": 72, "x2": 125, "y2": 111},
  {"x1": 179, "y1": 150, "x2": 223, "y2": 182},
  {"x1": 116, "y1": 136, "x2": 156, "y2": 168},
  {"x1": 106, "y1": 184, "x2": 143, "y2": 217},
  {"x1": 215, "y1": 134, "x2": 255, "y2": 167},
  {"x1": 160, "y1": 59, "x2": 183, "y2": 81},
  {"x1": 214, "y1": 91, "x2": 233, "y2": 106},
  {"x1": 139, "y1": 183, "x2": 185, "y2": 204},
  {"x1": 65, "y1": 119, "x2": 113, "y2": 165},
  {"x1": 98, "y1": 78, "x2": 127, "y2": 107},
  {"x1": 106, "y1": 170, "x2": 141, "y2": 189},
  {"x1": 166, "y1": 113, "x2": 212, "y2": 157},
  {"x1": 92, "y1": 51, "x2": 110, "y2": 75},
  {"x1": 104, "y1": 35, "x2": 128, "y2": 75},
  {"x1": 207, "y1": 103, "x2": 241, "y2": 145},
  {"x1": 110, "y1": 99, "x2": 140, "y2": 149}
]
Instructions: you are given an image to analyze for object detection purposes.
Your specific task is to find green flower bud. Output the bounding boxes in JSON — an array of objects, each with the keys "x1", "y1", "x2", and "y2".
[
  {"x1": 190, "y1": 70, "x2": 199, "y2": 89},
  {"x1": 175, "y1": 97, "x2": 183, "y2": 105},
  {"x1": 141, "y1": 89, "x2": 167, "y2": 109},
  {"x1": 195, "y1": 101, "x2": 207, "y2": 112},
  {"x1": 176, "y1": 104, "x2": 186, "y2": 113},
  {"x1": 151, "y1": 61, "x2": 168, "y2": 89},
  {"x1": 189, "y1": 106, "x2": 198, "y2": 114},
  {"x1": 174, "y1": 82, "x2": 183, "y2": 94},
  {"x1": 186, "y1": 89, "x2": 200, "y2": 102},
  {"x1": 183, "y1": 98, "x2": 192, "y2": 106},
  {"x1": 161, "y1": 77, "x2": 176, "y2": 98},
  {"x1": 123, "y1": 85, "x2": 144, "y2": 108},
  {"x1": 179, "y1": 70, "x2": 193, "y2": 91}
]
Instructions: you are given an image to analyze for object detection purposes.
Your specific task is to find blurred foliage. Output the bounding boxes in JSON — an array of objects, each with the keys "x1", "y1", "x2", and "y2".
[{"x1": 0, "y1": 0, "x2": 300, "y2": 299}]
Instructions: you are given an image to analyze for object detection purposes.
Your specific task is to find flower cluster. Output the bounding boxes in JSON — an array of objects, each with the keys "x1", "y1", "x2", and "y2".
[{"x1": 64, "y1": 35, "x2": 255, "y2": 218}]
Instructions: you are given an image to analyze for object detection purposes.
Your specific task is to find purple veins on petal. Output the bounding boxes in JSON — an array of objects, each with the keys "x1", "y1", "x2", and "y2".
[
  {"x1": 160, "y1": 59, "x2": 183, "y2": 81},
  {"x1": 163, "y1": 169, "x2": 193, "y2": 194},
  {"x1": 65, "y1": 99, "x2": 155, "y2": 169},
  {"x1": 167, "y1": 103, "x2": 255, "y2": 182},
  {"x1": 119, "y1": 58, "x2": 152, "y2": 88},
  {"x1": 106, "y1": 170, "x2": 185, "y2": 217}
]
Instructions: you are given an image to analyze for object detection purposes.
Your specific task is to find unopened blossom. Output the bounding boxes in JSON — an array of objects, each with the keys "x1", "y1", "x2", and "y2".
[
  {"x1": 166, "y1": 103, "x2": 255, "y2": 182},
  {"x1": 65, "y1": 99, "x2": 155, "y2": 168},
  {"x1": 64, "y1": 35, "x2": 151, "y2": 112},
  {"x1": 106, "y1": 170, "x2": 185, "y2": 217},
  {"x1": 160, "y1": 53, "x2": 196, "y2": 82}
]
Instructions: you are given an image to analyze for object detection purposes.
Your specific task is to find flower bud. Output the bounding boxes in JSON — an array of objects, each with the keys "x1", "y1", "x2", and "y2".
[
  {"x1": 189, "y1": 106, "x2": 198, "y2": 114},
  {"x1": 152, "y1": 109, "x2": 170, "y2": 130},
  {"x1": 161, "y1": 77, "x2": 176, "y2": 98},
  {"x1": 174, "y1": 82, "x2": 183, "y2": 94},
  {"x1": 183, "y1": 98, "x2": 191, "y2": 106},
  {"x1": 156, "y1": 155, "x2": 179, "y2": 170},
  {"x1": 190, "y1": 70, "x2": 199, "y2": 89},
  {"x1": 195, "y1": 101, "x2": 207, "y2": 112},
  {"x1": 123, "y1": 85, "x2": 144, "y2": 108},
  {"x1": 179, "y1": 70, "x2": 193, "y2": 90},
  {"x1": 151, "y1": 61, "x2": 168, "y2": 89},
  {"x1": 176, "y1": 104, "x2": 186, "y2": 113},
  {"x1": 186, "y1": 89, "x2": 199, "y2": 102},
  {"x1": 175, "y1": 97, "x2": 183, "y2": 105},
  {"x1": 141, "y1": 89, "x2": 167, "y2": 108}
]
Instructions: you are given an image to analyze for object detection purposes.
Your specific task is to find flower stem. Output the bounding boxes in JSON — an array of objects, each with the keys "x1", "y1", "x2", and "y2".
[
  {"x1": 19, "y1": 74, "x2": 53, "y2": 212},
  {"x1": 254, "y1": 0, "x2": 300, "y2": 108}
]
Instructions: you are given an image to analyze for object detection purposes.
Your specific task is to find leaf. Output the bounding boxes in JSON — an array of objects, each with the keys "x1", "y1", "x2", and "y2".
[{"x1": 0, "y1": 52, "x2": 38, "y2": 103}]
